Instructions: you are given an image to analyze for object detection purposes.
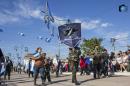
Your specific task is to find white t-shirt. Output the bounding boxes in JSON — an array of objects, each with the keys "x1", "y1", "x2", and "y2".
[
  {"x1": 116, "y1": 57, "x2": 123, "y2": 64},
  {"x1": 122, "y1": 56, "x2": 128, "y2": 63}
]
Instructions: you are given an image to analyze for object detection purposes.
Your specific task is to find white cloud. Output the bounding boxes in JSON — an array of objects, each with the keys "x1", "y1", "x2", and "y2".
[
  {"x1": 114, "y1": 32, "x2": 129, "y2": 46},
  {"x1": 77, "y1": 19, "x2": 111, "y2": 30},
  {"x1": 114, "y1": 32, "x2": 129, "y2": 40},
  {"x1": 30, "y1": 10, "x2": 42, "y2": 18},
  {"x1": 107, "y1": 32, "x2": 129, "y2": 40},
  {"x1": 0, "y1": 1, "x2": 112, "y2": 30},
  {"x1": 0, "y1": 12, "x2": 19, "y2": 25},
  {"x1": 53, "y1": 16, "x2": 68, "y2": 26},
  {"x1": 14, "y1": 3, "x2": 42, "y2": 19},
  {"x1": 105, "y1": 32, "x2": 129, "y2": 46},
  {"x1": 52, "y1": 17, "x2": 111, "y2": 30},
  {"x1": 101, "y1": 23, "x2": 112, "y2": 28}
]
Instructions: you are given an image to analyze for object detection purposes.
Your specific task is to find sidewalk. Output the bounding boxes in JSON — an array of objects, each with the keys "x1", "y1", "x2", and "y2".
[
  {"x1": 115, "y1": 72, "x2": 130, "y2": 76},
  {"x1": 62, "y1": 72, "x2": 130, "y2": 76}
]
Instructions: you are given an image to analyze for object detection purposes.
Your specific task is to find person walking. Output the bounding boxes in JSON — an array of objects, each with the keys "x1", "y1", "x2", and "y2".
[
  {"x1": 4, "y1": 56, "x2": 13, "y2": 80},
  {"x1": 85, "y1": 54, "x2": 91, "y2": 75},
  {"x1": 28, "y1": 58, "x2": 34, "y2": 78},
  {"x1": 69, "y1": 47, "x2": 81, "y2": 85},
  {"x1": 17, "y1": 63, "x2": 22, "y2": 74},
  {"x1": 56, "y1": 59, "x2": 61, "y2": 77},
  {"x1": 44, "y1": 59, "x2": 51, "y2": 84},
  {"x1": 101, "y1": 50, "x2": 109, "y2": 77},
  {"x1": 31, "y1": 47, "x2": 46, "y2": 86},
  {"x1": 93, "y1": 53, "x2": 101, "y2": 79},
  {"x1": 79, "y1": 56, "x2": 85, "y2": 75}
]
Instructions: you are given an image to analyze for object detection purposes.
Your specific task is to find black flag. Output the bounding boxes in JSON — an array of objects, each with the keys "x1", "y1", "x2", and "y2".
[{"x1": 58, "y1": 23, "x2": 81, "y2": 47}]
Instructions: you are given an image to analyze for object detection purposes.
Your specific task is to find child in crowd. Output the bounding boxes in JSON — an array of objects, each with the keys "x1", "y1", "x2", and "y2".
[{"x1": 44, "y1": 59, "x2": 52, "y2": 84}]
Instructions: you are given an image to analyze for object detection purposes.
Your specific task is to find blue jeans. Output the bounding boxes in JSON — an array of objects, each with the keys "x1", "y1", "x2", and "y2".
[{"x1": 34, "y1": 66, "x2": 45, "y2": 80}]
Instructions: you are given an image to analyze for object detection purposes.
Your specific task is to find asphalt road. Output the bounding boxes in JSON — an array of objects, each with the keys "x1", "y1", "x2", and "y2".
[{"x1": 1, "y1": 72, "x2": 130, "y2": 86}]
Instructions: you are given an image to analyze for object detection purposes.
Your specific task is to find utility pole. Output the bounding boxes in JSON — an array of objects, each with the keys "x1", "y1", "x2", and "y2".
[
  {"x1": 58, "y1": 42, "x2": 60, "y2": 59},
  {"x1": 110, "y1": 38, "x2": 116, "y2": 53}
]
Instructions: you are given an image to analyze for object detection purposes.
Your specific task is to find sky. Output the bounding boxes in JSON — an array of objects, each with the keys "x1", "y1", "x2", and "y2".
[{"x1": 0, "y1": 0, "x2": 130, "y2": 60}]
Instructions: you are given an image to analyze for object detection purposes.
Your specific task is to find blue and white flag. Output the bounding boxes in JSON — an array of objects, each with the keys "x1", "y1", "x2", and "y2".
[
  {"x1": 42, "y1": 1, "x2": 54, "y2": 29},
  {"x1": 0, "y1": 63, "x2": 5, "y2": 76},
  {"x1": 58, "y1": 23, "x2": 81, "y2": 47},
  {"x1": 30, "y1": 60, "x2": 35, "y2": 72},
  {"x1": 0, "y1": 48, "x2": 5, "y2": 76},
  {"x1": 33, "y1": 52, "x2": 40, "y2": 58}
]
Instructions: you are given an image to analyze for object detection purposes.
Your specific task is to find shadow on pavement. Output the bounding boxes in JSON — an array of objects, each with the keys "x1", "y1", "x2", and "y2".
[
  {"x1": 10, "y1": 77, "x2": 29, "y2": 80},
  {"x1": 80, "y1": 75, "x2": 129, "y2": 85},
  {"x1": 44, "y1": 79, "x2": 71, "y2": 86},
  {"x1": 53, "y1": 75, "x2": 70, "y2": 78},
  {"x1": 51, "y1": 79, "x2": 70, "y2": 84},
  {"x1": 7, "y1": 83, "x2": 17, "y2": 86},
  {"x1": 110, "y1": 75, "x2": 128, "y2": 77},
  {"x1": 8, "y1": 79, "x2": 33, "y2": 83},
  {"x1": 80, "y1": 78, "x2": 96, "y2": 84}
]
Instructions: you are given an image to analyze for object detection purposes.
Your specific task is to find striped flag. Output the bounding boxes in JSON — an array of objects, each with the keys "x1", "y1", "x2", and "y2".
[
  {"x1": 0, "y1": 48, "x2": 5, "y2": 76},
  {"x1": 0, "y1": 63, "x2": 5, "y2": 76},
  {"x1": 42, "y1": 1, "x2": 54, "y2": 29}
]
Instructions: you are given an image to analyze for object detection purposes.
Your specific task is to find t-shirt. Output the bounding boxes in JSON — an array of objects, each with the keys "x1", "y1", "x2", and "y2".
[
  {"x1": 116, "y1": 57, "x2": 123, "y2": 64},
  {"x1": 122, "y1": 56, "x2": 128, "y2": 63}
]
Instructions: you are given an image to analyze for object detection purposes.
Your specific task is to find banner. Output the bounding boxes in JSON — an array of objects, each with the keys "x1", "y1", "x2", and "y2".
[{"x1": 58, "y1": 23, "x2": 81, "y2": 47}]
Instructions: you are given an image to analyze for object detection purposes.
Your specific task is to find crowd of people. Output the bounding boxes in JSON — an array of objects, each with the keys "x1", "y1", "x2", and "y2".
[
  {"x1": 0, "y1": 47, "x2": 130, "y2": 85},
  {"x1": 79, "y1": 49, "x2": 130, "y2": 79}
]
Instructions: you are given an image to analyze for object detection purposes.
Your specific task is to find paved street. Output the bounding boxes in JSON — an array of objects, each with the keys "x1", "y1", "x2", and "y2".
[{"x1": 1, "y1": 72, "x2": 130, "y2": 86}]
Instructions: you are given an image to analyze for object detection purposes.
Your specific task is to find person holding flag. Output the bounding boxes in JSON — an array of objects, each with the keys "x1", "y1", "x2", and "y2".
[
  {"x1": 69, "y1": 47, "x2": 81, "y2": 85},
  {"x1": 58, "y1": 22, "x2": 81, "y2": 85},
  {"x1": 31, "y1": 47, "x2": 46, "y2": 86}
]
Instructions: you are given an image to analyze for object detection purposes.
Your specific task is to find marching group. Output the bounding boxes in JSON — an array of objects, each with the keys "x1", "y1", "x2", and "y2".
[{"x1": 1, "y1": 47, "x2": 130, "y2": 85}]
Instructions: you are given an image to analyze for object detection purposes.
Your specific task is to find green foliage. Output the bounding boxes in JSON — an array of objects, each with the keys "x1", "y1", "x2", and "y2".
[{"x1": 80, "y1": 37, "x2": 105, "y2": 55}]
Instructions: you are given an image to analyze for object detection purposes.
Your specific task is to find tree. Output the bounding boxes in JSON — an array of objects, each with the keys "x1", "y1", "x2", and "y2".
[{"x1": 80, "y1": 37, "x2": 105, "y2": 55}]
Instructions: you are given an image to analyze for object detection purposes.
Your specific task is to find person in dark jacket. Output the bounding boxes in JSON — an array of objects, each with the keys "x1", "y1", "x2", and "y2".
[
  {"x1": 4, "y1": 56, "x2": 13, "y2": 80},
  {"x1": 93, "y1": 53, "x2": 101, "y2": 79},
  {"x1": 69, "y1": 47, "x2": 81, "y2": 85},
  {"x1": 44, "y1": 59, "x2": 51, "y2": 84}
]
